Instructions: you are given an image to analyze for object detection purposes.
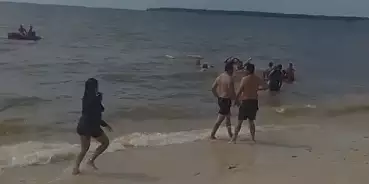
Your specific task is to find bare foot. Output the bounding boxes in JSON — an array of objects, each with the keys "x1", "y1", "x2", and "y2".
[
  {"x1": 228, "y1": 134, "x2": 233, "y2": 139},
  {"x1": 87, "y1": 160, "x2": 98, "y2": 170},
  {"x1": 72, "y1": 168, "x2": 80, "y2": 175},
  {"x1": 228, "y1": 139, "x2": 236, "y2": 144}
]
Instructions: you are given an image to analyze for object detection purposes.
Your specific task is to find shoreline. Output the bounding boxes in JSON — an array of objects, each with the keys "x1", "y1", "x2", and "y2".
[{"x1": 1, "y1": 113, "x2": 369, "y2": 183}]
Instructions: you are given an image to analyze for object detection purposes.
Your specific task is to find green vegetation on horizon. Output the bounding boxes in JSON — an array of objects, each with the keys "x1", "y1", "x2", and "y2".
[{"x1": 147, "y1": 8, "x2": 368, "y2": 21}]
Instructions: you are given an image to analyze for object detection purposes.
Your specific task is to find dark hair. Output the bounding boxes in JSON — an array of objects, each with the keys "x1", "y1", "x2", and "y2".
[
  {"x1": 268, "y1": 62, "x2": 274, "y2": 67},
  {"x1": 83, "y1": 78, "x2": 98, "y2": 99},
  {"x1": 277, "y1": 64, "x2": 283, "y2": 70},
  {"x1": 224, "y1": 62, "x2": 234, "y2": 72},
  {"x1": 224, "y1": 57, "x2": 234, "y2": 63},
  {"x1": 246, "y1": 63, "x2": 255, "y2": 74}
]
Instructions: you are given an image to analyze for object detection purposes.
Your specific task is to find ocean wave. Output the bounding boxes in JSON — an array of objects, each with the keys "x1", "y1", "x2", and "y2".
[
  {"x1": 0, "y1": 124, "x2": 317, "y2": 170},
  {"x1": 99, "y1": 73, "x2": 143, "y2": 83},
  {"x1": 274, "y1": 104, "x2": 317, "y2": 116},
  {"x1": 274, "y1": 103, "x2": 369, "y2": 117},
  {"x1": 0, "y1": 96, "x2": 50, "y2": 112},
  {"x1": 116, "y1": 105, "x2": 194, "y2": 120}
]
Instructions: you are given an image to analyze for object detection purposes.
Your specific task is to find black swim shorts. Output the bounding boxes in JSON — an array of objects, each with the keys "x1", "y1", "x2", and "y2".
[
  {"x1": 238, "y1": 99, "x2": 259, "y2": 121},
  {"x1": 76, "y1": 117, "x2": 104, "y2": 138},
  {"x1": 218, "y1": 97, "x2": 232, "y2": 115},
  {"x1": 269, "y1": 81, "x2": 281, "y2": 92}
]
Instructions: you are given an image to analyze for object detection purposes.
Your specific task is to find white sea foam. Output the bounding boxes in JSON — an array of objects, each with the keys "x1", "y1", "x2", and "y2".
[
  {"x1": 165, "y1": 55, "x2": 175, "y2": 59},
  {"x1": 0, "y1": 124, "x2": 318, "y2": 170}
]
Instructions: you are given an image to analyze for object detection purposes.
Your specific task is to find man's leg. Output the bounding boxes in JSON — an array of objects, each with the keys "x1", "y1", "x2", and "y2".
[
  {"x1": 225, "y1": 115, "x2": 233, "y2": 138},
  {"x1": 248, "y1": 120, "x2": 256, "y2": 142},
  {"x1": 210, "y1": 114, "x2": 225, "y2": 139},
  {"x1": 230, "y1": 120, "x2": 243, "y2": 144}
]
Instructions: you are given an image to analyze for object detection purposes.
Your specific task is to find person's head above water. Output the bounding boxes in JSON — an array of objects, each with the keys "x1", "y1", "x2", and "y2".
[
  {"x1": 84, "y1": 78, "x2": 99, "y2": 98},
  {"x1": 246, "y1": 63, "x2": 255, "y2": 74},
  {"x1": 224, "y1": 62, "x2": 234, "y2": 75},
  {"x1": 288, "y1": 62, "x2": 293, "y2": 68},
  {"x1": 268, "y1": 62, "x2": 274, "y2": 68}
]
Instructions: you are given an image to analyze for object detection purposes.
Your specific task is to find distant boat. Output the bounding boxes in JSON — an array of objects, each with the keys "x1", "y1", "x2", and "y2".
[{"x1": 7, "y1": 32, "x2": 42, "y2": 41}]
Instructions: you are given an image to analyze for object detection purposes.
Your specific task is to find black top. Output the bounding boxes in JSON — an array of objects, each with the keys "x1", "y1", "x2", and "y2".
[
  {"x1": 269, "y1": 70, "x2": 283, "y2": 86},
  {"x1": 80, "y1": 93, "x2": 107, "y2": 127}
]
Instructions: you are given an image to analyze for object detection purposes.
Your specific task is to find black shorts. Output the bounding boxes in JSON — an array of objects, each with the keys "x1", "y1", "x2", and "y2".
[
  {"x1": 76, "y1": 117, "x2": 104, "y2": 138},
  {"x1": 269, "y1": 82, "x2": 281, "y2": 91},
  {"x1": 238, "y1": 99, "x2": 259, "y2": 121},
  {"x1": 218, "y1": 97, "x2": 232, "y2": 115}
]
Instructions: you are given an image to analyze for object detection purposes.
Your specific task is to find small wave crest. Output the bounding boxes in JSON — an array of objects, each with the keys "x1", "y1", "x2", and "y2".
[
  {"x1": 274, "y1": 104, "x2": 317, "y2": 116},
  {"x1": 0, "y1": 96, "x2": 49, "y2": 112},
  {"x1": 274, "y1": 102, "x2": 369, "y2": 117},
  {"x1": 0, "y1": 124, "x2": 317, "y2": 170}
]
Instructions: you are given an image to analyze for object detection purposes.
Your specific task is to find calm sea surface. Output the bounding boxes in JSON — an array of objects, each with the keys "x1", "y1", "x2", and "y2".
[{"x1": 0, "y1": 2, "x2": 369, "y2": 140}]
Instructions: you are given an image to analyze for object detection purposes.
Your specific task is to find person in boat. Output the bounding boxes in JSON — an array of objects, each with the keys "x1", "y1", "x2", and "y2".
[
  {"x1": 27, "y1": 25, "x2": 35, "y2": 37},
  {"x1": 18, "y1": 25, "x2": 27, "y2": 36},
  {"x1": 284, "y1": 62, "x2": 295, "y2": 82}
]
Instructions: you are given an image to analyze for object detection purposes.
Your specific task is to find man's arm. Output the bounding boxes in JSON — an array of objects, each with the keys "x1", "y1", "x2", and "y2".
[
  {"x1": 211, "y1": 77, "x2": 219, "y2": 98},
  {"x1": 279, "y1": 72, "x2": 283, "y2": 87},
  {"x1": 234, "y1": 78, "x2": 245, "y2": 105},
  {"x1": 230, "y1": 77, "x2": 236, "y2": 100}
]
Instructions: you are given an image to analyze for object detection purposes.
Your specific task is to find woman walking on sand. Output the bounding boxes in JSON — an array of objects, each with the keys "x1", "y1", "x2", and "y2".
[{"x1": 73, "y1": 78, "x2": 113, "y2": 175}]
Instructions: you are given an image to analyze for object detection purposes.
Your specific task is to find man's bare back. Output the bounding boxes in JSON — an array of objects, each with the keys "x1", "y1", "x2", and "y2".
[
  {"x1": 210, "y1": 63, "x2": 235, "y2": 140},
  {"x1": 213, "y1": 73, "x2": 235, "y2": 99}
]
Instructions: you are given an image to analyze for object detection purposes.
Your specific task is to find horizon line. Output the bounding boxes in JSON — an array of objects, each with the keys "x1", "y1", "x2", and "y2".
[{"x1": 0, "y1": 1, "x2": 367, "y2": 18}]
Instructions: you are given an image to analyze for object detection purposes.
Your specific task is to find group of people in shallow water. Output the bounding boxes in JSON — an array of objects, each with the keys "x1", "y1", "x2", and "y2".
[
  {"x1": 18, "y1": 24, "x2": 36, "y2": 37},
  {"x1": 72, "y1": 57, "x2": 296, "y2": 175},
  {"x1": 210, "y1": 57, "x2": 295, "y2": 143},
  {"x1": 263, "y1": 61, "x2": 295, "y2": 90}
]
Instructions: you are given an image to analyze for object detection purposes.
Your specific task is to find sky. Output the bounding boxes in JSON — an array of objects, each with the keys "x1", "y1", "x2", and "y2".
[{"x1": 1, "y1": 0, "x2": 368, "y2": 17}]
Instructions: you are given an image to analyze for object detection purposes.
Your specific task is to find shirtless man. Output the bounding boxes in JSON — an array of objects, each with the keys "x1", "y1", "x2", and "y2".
[
  {"x1": 231, "y1": 64, "x2": 268, "y2": 143},
  {"x1": 210, "y1": 62, "x2": 235, "y2": 139}
]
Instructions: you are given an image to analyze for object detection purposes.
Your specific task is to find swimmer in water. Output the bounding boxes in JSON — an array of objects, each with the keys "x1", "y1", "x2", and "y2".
[
  {"x1": 73, "y1": 78, "x2": 113, "y2": 175},
  {"x1": 232, "y1": 64, "x2": 268, "y2": 143},
  {"x1": 268, "y1": 64, "x2": 283, "y2": 92},
  {"x1": 210, "y1": 62, "x2": 235, "y2": 139},
  {"x1": 263, "y1": 62, "x2": 274, "y2": 81},
  {"x1": 200, "y1": 62, "x2": 214, "y2": 71},
  {"x1": 284, "y1": 62, "x2": 295, "y2": 82}
]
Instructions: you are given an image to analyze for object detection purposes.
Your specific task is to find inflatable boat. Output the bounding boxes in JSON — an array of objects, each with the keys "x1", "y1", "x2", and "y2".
[{"x1": 7, "y1": 32, "x2": 42, "y2": 41}]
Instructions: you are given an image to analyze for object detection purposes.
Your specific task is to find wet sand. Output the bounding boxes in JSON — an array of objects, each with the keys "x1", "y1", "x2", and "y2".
[{"x1": 2, "y1": 114, "x2": 369, "y2": 184}]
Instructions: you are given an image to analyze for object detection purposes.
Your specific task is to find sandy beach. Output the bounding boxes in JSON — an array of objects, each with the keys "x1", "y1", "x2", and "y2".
[{"x1": 1, "y1": 114, "x2": 369, "y2": 184}]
